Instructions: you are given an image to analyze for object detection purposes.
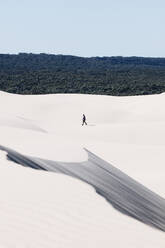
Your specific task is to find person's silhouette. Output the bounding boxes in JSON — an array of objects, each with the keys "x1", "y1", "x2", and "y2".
[{"x1": 82, "y1": 114, "x2": 87, "y2": 126}]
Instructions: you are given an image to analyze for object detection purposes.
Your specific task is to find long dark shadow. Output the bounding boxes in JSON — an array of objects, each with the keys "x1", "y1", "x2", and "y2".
[{"x1": 0, "y1": 145, "x2": 165, "y2": 232}]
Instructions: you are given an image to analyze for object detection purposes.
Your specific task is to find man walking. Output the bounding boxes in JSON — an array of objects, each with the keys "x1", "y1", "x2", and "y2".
[{"x1": 82, "y1": 114, "x2": 87, "y2": 126}]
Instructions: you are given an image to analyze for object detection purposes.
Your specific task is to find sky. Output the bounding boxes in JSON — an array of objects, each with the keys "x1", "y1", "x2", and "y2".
[{"x1": 0, "y1": 0, "x2": 165, "y2": 57}]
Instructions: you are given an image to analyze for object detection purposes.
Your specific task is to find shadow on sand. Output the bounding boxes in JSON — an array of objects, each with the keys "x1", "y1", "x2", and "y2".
[{"x1": 0, "y1": 144, "x2": 165, "y2": 232}]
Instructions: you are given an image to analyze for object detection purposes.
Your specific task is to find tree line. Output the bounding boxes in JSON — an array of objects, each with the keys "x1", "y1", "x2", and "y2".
[{"x1": 0, "y1": 53, "x2": 165, "y2": 95}]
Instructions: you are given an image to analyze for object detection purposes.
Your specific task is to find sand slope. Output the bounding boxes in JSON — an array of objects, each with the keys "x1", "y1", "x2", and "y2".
[
  {"x1": 0, "y1": 145, "x2": 165, "y2": 232},
  {"x1": 0, "y1": 91, "x2": 164, "y2": 247}
]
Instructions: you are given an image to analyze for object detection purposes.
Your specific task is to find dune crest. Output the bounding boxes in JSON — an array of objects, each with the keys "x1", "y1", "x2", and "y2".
[{"x1": 0, "y1": 145, "x2": 164, "y2": 232}]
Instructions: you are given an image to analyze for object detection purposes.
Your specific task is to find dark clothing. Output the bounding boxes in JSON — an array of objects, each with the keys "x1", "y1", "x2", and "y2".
[{"x1": 82, "y1": 114, "x2": 87, "y2": 126}]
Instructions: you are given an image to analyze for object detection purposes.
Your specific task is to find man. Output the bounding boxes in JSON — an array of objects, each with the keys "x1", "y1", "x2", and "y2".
[{"x1": 82, "y1": 114, "x2": 87, "y2": 126}]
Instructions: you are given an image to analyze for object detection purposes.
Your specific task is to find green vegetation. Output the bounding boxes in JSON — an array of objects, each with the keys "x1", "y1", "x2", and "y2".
[{"x1": 1, "y1": 53, "x2": 165, "y2": 95}]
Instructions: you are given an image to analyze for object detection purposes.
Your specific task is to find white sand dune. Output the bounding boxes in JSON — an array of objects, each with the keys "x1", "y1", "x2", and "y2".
[
  {"x1": 0, "y1": 145, "x2": 165, "y2": 232},
  {"x1": 0, "y1": 91, "x2": 165, "y2": 247}
]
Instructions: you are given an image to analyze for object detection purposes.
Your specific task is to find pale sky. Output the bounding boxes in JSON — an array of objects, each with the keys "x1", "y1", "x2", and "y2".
[{"x1": 1, "y1": 0, "x2": 165, "y2": 57}]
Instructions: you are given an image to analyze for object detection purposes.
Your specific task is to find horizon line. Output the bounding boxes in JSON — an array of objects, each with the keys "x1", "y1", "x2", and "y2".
[{"x1": 0, "y1": 52, "x2": 165, "y2": 59}]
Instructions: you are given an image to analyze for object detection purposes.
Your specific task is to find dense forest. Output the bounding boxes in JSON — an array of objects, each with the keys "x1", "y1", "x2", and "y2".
[{"x1": 1, "y1": 53, "x2": 165, "y2": 95}]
